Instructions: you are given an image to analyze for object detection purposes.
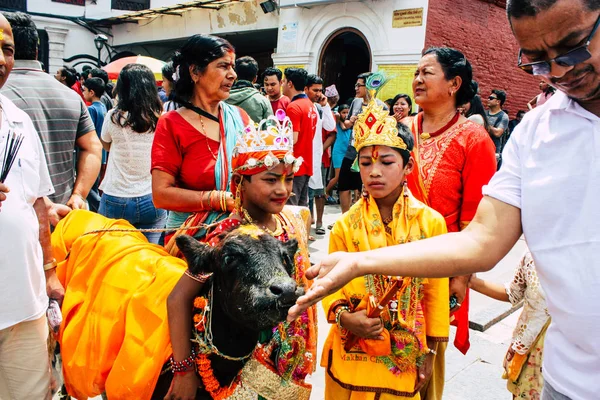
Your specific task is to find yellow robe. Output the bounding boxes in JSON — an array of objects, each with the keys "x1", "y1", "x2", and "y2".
[
  {"x1": 52, "y1": 210, "x2": 187, "y2": 400},
  {"x1": 321, "y1": 192, "x2": 450, "y2": 399}
]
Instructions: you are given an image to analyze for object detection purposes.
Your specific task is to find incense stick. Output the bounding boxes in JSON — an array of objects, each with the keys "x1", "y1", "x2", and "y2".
[{"x1": 0, "y1": 131, "x2": 24, "y2": 183}]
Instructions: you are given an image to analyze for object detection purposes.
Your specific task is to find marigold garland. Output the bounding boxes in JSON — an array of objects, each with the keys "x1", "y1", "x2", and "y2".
[{"x1": 196, "y1": 353, "x2": 241, "y2": 400}]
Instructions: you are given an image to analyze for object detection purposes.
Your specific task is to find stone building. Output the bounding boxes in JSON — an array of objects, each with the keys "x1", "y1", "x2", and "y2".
[{"x1": 0, "y1": 0, "x2": 538, "y2": 115}]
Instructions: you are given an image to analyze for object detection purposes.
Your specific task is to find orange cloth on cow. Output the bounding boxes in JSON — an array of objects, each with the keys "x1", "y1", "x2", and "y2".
[{"x1": 51, "y1": 210, "x2": 187, "y2": 400}]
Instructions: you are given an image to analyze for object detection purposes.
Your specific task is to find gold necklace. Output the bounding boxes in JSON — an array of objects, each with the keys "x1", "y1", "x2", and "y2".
[
  {"x1": 241, "y1": 207, "x2": 284, "y2": 237},
  {"x1": 199, "y1": 116, "x2": 218, "y2": 161}
]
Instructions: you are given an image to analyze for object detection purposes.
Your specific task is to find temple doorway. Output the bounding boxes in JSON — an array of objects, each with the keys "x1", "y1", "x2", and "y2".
[{"x1": 319, "y1": 28, "x2": 371, "y2": 105}]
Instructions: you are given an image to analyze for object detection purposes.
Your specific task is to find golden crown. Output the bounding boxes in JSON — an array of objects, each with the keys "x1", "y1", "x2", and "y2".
[
  {"x1": 353, "y1": 94, "x2": 407, "y2": 153},
  {"x1": 233, "y1": 110, "x2": 302, "y2": 173}
]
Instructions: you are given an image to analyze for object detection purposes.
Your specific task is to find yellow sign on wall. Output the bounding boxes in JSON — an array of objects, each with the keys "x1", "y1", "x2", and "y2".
[
  {"x1": 376, "y1": 64, "x2": 417, "y2": 107},
  {"x1": 275, "y1": 65, "x2": 306, "y2": 74},
  {"x1": 392, "y1": 8, "x2": 424, "y2": 28}
]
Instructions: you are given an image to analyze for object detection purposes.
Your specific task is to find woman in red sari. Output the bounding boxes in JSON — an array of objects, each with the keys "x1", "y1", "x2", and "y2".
[
  {"x1": 151, "y1": 35, "x2": 251, "y2": 254},
  {"x1": 403, "y1": 47, "x2": 497, "y2": 399}
]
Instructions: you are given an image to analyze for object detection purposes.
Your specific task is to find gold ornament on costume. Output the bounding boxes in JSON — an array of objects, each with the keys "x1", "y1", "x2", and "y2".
[
  {"x1": 352, "y1": 93, "x2": 407, "y2": 153},
  {"x1": 232, "y1": 109, "x2": 303, "y2": 174},
  {"x1": 352, "y1": 71, "x2": 407, "y2": 153}
]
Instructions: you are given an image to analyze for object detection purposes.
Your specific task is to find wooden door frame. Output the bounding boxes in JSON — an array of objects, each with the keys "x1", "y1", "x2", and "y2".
[{"x1": 317, "y1": 28, "x2": 372, "y2": 77}]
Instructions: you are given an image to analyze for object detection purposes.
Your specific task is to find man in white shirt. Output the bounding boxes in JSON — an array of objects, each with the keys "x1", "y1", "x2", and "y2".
[
  {"x1": 305, "y1": 74, "x2": 335, "y2": 236},
  {"x1": 0, "y1": 15, "x2": 63, "y2": 399},
  {"x1": 289, "y1": 1, "x2": 600, "y2": 399}
]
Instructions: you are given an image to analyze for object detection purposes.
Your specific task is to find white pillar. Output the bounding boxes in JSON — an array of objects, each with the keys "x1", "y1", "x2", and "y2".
[{"x1": 44, "y1": 27, "x2": 69, "y2": 76}]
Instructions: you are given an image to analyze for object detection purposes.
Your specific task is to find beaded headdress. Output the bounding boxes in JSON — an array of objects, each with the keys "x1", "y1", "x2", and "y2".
[
  {"x1": 352, "y1": 73, "x2": 407, "y2": 153},
  {"x1": 232, "y1": 109, "x2": 303, "y2": 175}
]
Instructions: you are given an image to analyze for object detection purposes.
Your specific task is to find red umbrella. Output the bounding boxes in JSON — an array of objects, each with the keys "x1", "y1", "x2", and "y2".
[{"x1": 102, "y1": 55, "x2": 166, "y2": 82}]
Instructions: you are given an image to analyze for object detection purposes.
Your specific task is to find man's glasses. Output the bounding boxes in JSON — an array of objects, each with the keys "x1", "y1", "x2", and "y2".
[
  {"x1": 488, "y1": 96, "x2": 497, "y2": 100},
  {"x1": 355, "y1": 84, "x2": 366, "y2": 88},
  {"x1": 518, "y1": 14, "x2": 600, "y2": 76}
]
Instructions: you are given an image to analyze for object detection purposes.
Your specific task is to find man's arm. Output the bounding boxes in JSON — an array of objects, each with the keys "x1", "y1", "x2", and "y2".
[
  {"x1": 489, "y1": 126, "x2": 504, "y2": 138},
  {"x1": 69, "y1": 130, "x2": 102, "y2": 209},
  {"x1": 321, "y1": 103, "x2": 336, "y2": 132},
  {"x1": 288, "y1": 196, "x2": 523, "y2": 320},
  {"x1": 489, "y1": 113, "x2": 509, "y2": 138},
  {"x1": 323, "y1": 131, "x2": 336, "y2": 151},
  {"x1": 33, "y1": 197, "x2": 64, "y2": 305}
]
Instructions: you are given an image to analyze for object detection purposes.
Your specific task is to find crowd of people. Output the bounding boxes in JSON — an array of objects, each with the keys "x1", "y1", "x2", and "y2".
[{"x1": 0, "y1": 0, "x2": 597, "y2": 399}]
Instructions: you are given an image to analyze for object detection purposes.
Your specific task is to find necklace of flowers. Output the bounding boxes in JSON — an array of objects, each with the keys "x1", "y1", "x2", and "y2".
[
  {"x1": 196, "y1": 353, "x2": 243, "y2": 400},
  {"x1": 192, "y1": 283, "x2": 255, "y2": 399}
]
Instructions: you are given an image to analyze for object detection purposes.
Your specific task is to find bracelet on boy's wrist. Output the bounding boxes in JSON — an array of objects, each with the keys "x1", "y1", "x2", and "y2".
[
  {"x1": 334, "y1": 305, "x2": 350, "y2": 329},
  {"x1": 43, "y1": 259, "x2": 57, "y2": 271}
]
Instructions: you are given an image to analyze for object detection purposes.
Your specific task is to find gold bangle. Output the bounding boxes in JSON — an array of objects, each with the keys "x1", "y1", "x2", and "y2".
[
  {"x1": 43, "y1": 259, "x2": 57, "y2": 271},
  {"x1": 220, "y1": 191, "x2": 226, "y2": 212}
]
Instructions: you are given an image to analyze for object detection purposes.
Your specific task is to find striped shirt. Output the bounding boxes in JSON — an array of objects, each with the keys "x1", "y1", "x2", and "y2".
[{"x1": 1, "y1": 60, "x2": 96, "y2": 204}]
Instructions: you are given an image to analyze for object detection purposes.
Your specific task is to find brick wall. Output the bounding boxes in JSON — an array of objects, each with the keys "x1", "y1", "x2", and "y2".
[{"x1": 424, "y1": 0, "x2": 539, "y2": 118}]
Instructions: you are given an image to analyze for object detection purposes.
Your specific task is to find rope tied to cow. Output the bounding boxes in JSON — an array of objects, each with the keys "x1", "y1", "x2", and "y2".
[
  {"x1": 79, "y1": 222, "x2": 222, "y2": 237},
  {"x1": 193, "y1": 282, "x2": 256, "y2": 362}
]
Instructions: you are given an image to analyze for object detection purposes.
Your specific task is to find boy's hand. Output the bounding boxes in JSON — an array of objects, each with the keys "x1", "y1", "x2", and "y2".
[
  {"x1": 415, "y1": 351, "x2": 434, "y2": 391},
  {"x1": 340, "y1": 310, "x2": 384, "y2": 340},
  {"x1": 165, "y1": 372, "x2": 200, "y2": 400}
]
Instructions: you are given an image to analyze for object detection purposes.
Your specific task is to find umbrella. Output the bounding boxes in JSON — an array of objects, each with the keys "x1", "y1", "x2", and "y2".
[{"x1": 102, "y1": 55, "x2": 166, "y2": 82}]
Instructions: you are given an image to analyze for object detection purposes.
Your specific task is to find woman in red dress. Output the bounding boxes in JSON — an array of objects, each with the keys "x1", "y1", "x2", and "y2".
[
  {"x1": 403, "y1": 47, "x2": 497, "y2": 399},
  {"x1": 151, "y1": 35, "x2": 251, "y2": 253}
]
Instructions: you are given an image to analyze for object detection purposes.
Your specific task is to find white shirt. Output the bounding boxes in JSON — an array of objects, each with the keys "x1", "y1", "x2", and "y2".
[
  {"x1": 0, "y1": 94, "x2": 54, "y2": 330},
  {"x1": 483, "y1": 91, "x2": 600, "y2": 399},
  {"x1": 100, "y1": 110, "x2": 154, "y2": 197},
  {"x1": 467, "y1": 113, "x2": 485, "y2": 127},
  {"x1": 308, "y1": 103, "x2": 335, "y2": 190}
]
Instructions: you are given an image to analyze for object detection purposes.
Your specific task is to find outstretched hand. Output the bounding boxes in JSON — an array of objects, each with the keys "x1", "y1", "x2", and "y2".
[{"x1": 287, "y1": 251, "x2": 359, "y2": 322}]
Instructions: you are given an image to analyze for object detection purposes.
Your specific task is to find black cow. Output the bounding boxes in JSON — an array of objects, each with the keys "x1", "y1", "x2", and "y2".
[{"x1": 153, "y1": 227, "x2": 304, "y2": 399}]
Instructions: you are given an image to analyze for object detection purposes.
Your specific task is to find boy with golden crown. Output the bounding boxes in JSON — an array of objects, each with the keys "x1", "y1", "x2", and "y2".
[
  {"x1": 321, "y1": 79, "x2": 450, "y2": 399},
  {"x1": 165, "y1": 110, "x2": 317, "y2": 400}
]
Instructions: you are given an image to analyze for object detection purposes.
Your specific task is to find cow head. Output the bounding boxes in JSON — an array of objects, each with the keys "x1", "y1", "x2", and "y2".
[{"x1": 176, "y1": 225, "x2": 304, "y2": 331}]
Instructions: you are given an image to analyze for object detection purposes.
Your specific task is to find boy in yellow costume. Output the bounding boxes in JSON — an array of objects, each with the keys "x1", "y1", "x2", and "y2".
[{"x1": 322, "y1": 90, "x2": 450, "y2": 399}]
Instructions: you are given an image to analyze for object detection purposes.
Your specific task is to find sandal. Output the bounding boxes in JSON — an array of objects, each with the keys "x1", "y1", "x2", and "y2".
[
  {"x1": 327, "y1": 224, "x2": 334, "y2": 230},
  {"x1": 316, "y1": 226, "x2": 326, "y2": 235},
  {"x1": 325, "y1": 196, "x2": 337, "y2": 205},
  {"x1": 308, "y1": 235, "x2": 316, "y2": 242}
]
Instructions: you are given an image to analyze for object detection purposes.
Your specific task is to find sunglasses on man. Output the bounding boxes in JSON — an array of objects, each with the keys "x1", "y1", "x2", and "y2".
[
  {"x1": 488, "y1": 96, "x2": 498, "y2": 100},
  {"x1": 518, "y1": 14, "x2": 600, "y2": 76}
]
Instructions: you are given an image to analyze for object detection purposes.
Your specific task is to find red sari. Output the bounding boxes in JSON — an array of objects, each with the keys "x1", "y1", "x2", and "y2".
[{"x1": 406, "y1": 114, "x2": 497, "y2": 353}]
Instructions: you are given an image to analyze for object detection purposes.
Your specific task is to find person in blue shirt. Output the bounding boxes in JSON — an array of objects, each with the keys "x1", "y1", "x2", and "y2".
[
  {"x1": 82, "y1": 77, "x2": 107, "y2": 136},
  {"x1": 82, "y1": 76, "x2": 108, "y2": 210}
]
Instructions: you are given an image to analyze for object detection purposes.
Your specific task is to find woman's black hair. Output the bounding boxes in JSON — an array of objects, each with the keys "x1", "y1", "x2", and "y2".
[
  {"x1": 171, "y1": 34, "x2": 235, "y2": 101},
  {"x1": 543, "y1": 85, "x2": 556, "y2": 95},
  {"x1": 465, "y1": 94, "x2": 490, "y2": 132},
  {"x1": 389, "y1": 93, "x2": 413, "y2": 116},
  {"x1": 338, "y1": 104, "x2": 350, "y2": 112},
  {"x1": 394, "y1": 123, "x2": 415, "y2": 166},
  {"x1": 423, "y1": 47, "x2": 476, "y2": 107},
  {"x1": 112, "y1": 63, "x2": 162, "y2": 133},
  {"x1": 106, "y1": 82, "x2": 115, "y2": 99},
  {"x1": 162, "y1": 61, "x2": 175, "y2": 82}
]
